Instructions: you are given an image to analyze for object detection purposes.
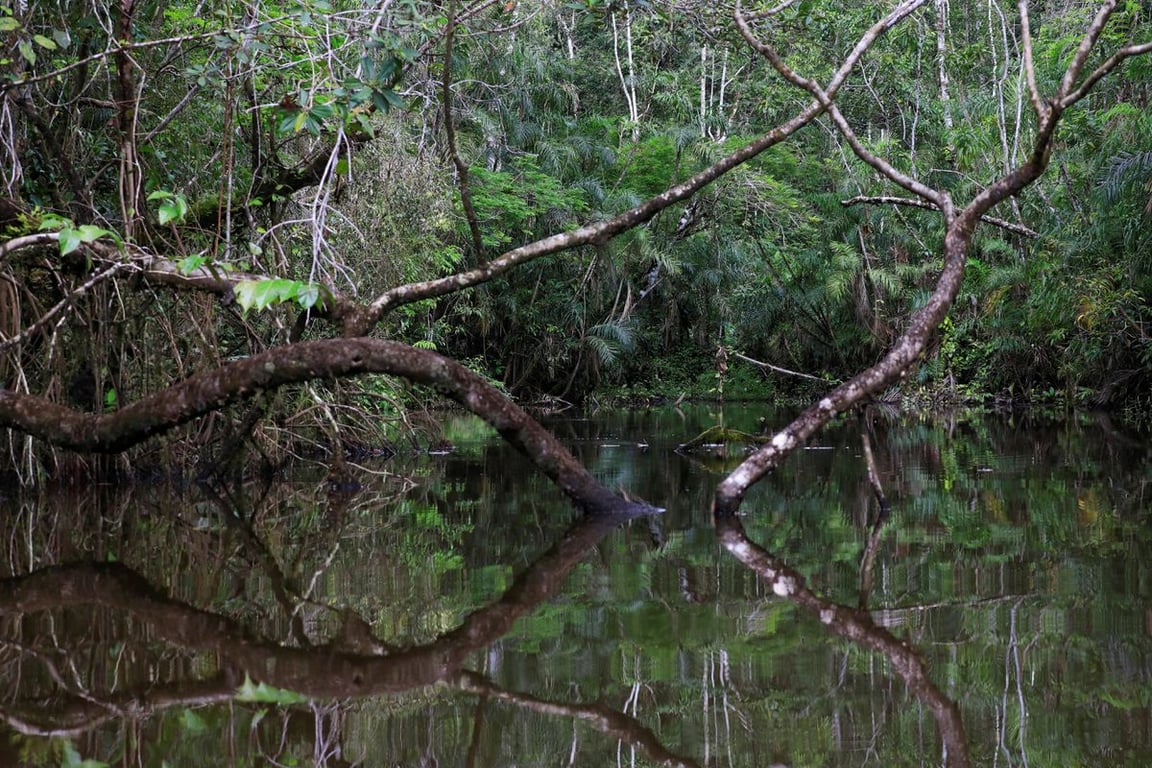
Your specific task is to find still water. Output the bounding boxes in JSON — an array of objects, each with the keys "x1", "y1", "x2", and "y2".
[{"x1": 0, "y1": 405, "x2": 1149, "y2": 766}]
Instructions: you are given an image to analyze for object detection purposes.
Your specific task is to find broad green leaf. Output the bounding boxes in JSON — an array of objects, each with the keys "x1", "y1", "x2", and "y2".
[
  {"x1": 38, "y1": 213, "x2": 72, "y2": 231},
  {"x1": 0, "y1": 17, "x2": 19, "y2": 32},
  {"x1": 32, "y1": 34, "x2": 55, "y2": 49},
  {"x1": 76, "y1": 224, "x2": 113, "y2": 243},
  {"x1": 296, "y1": 283, "x2": 320, "y2": 309},
  {"x1": 234, "y1": 278, "x2": 310, "y2": 314},
  {"x1": 158, "y1": 195, "x2": 188, "y2": 225},
  {"x1": 277, "y1": 113, "x2": 298, "y2": 135},
  {"x1": 58, "y1": 227, "x2": 82, "y2": 255}
]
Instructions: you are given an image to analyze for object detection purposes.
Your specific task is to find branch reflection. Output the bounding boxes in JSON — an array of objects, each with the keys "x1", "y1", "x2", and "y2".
[
  {"x1": 0, "y1": 502, "x2": 699, "y2": 765},
  {"x1": 714, "y1": 513, "x2": 971, "y2": 768}
]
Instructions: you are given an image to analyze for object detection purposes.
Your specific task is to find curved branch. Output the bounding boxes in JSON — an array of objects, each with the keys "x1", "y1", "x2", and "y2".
[
  {"x1": 736, "y1": 0, "x2": 948, "y2": 212},
  {"x1": 0, "y1": 232, "x2": 58, "y2": 261},
  {"x1": 0, "y1": 510, "x2": 640, "y2": 704},
  {"x1": 1018, "y1": 0, "x2": 1046, "y2": 121},
  {"x1": 357, "y1": 103, "x2": 826, "y2": 332},
  {"x1": 456, "y1": 672, "x2": 701, "y2": 768},
  {"x1": 0, "y1": 338, "x2": 655, "y2": 515},
  {"x1": 731, "y1": 350, "x2": 838, "y2": 384}
]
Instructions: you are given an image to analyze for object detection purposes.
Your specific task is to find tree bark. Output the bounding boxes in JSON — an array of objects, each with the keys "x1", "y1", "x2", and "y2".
[{"x1": 0, "y1": 338, "x2": 653, "y2": 516}]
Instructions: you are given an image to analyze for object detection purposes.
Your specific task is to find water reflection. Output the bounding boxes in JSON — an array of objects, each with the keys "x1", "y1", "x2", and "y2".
[{"x1": 0, "y1": 406, "x2": 1148, "y2": 765}]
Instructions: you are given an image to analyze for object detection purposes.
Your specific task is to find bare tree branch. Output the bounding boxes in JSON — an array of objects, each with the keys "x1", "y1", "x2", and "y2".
[
  {"x1": 735, "y1": 0, "x2": 949, "y2": 212},
  {"x1": 1018, "y1": 0, "x2": 1047, "y2": 121},
  {"x1": 732, "y1": 350, "x2": 838, "y2": 384},
  {"x1": 713, "y1": 0, "x2": 1152, "y2": 518},
  {"x1": 840, "y1": 195, "x2": 1039, "y2": 237},
  {"x1": 442, "y1": 0, "x2": 486, "y2": 261},
  {"x1": 1061, "y1": 40, "x2": 1152, "y2": 107},
  {"x1": 358, "y1": 1, "x2": 935, "y2": 334}
]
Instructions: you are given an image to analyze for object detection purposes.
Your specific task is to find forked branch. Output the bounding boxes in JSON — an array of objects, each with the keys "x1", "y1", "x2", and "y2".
[{"x1": 713, "y1": 0, "x2": 1149, "y2": 517}]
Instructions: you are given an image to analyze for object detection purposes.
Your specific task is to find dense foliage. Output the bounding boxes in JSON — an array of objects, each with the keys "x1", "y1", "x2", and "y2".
[{"x1": 0, "y1": 0, "x2": 1149, "y2": 478}]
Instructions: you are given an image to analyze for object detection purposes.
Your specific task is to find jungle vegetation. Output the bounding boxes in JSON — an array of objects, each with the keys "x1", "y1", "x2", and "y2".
[{"x1": 0, "y1": 0, "x2": 1149, "y2": 488}]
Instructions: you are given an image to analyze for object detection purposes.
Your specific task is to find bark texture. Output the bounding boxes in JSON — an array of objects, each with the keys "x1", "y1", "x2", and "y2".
[{"x1": 0, "y1": 338, "x2": 654, "y2": 515}]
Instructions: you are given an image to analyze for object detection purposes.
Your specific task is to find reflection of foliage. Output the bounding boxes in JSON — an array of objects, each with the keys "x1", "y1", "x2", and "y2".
[{"x1": 2, "y1": 408, "x2": 1151, "y2": 765}]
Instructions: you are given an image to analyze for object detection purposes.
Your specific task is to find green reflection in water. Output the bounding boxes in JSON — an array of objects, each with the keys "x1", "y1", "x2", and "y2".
[{"x1": 0, "y1": 406, "x2": 1148, "y2": 766}]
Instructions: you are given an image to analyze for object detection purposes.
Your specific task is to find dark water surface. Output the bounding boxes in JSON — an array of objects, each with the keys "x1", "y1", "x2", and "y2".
[{"x1": 1, "y1": 405, "x2": 1149, "y2": 766}]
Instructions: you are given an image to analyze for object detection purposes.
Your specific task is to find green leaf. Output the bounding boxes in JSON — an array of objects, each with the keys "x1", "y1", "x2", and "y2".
[
  {"x1": 76, "y1": 224, "x2": 114, "y2": 243},
  {"x1": 38, "y1": 213, "x2": 72, "y2": 231},
  {"x1": 0, "y1": 17, "x2": 20, "y2": 32},
  {"x1": 17, "y1": 39, "x2": 34, "y2": 65},
  {"x1": 296, "y1": 283, "x2": 320, "y2": 309},
  {"x1": 177, "y1": 255, "x2": 207, "y2": 274},
  {"x1": 61, "y1": 742, "x2": 110, "y2": 768},
  {"x1": 234, "y1": 278, "x2": 299, "y2": 314},
  {"x1": 235, "y1": 674, "x2": 308, "y2": 704},
  {"x1": 32, "y1": 34, "x2": 56, "y2": 49},
  {"x1": 158, "y1": 195, "x2": 188, "y2": 225},
  {"x1": 58, "y1": 227, "x2": 81, "y2": 255},
  {"x1": 277, "y1": 113, "x2": 299, "y2": 135},
  {"x1": 372, "y1": 88, "x2": 404, "y2": 112}
]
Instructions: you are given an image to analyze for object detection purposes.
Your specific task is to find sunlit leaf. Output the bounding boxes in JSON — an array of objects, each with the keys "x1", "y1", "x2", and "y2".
[
  {"x1": 76, "y1": 224, "x2": 114, "y2": 243},
  {"x1": 177, "y1": 255, "x2": 207, "y2": 274}
]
